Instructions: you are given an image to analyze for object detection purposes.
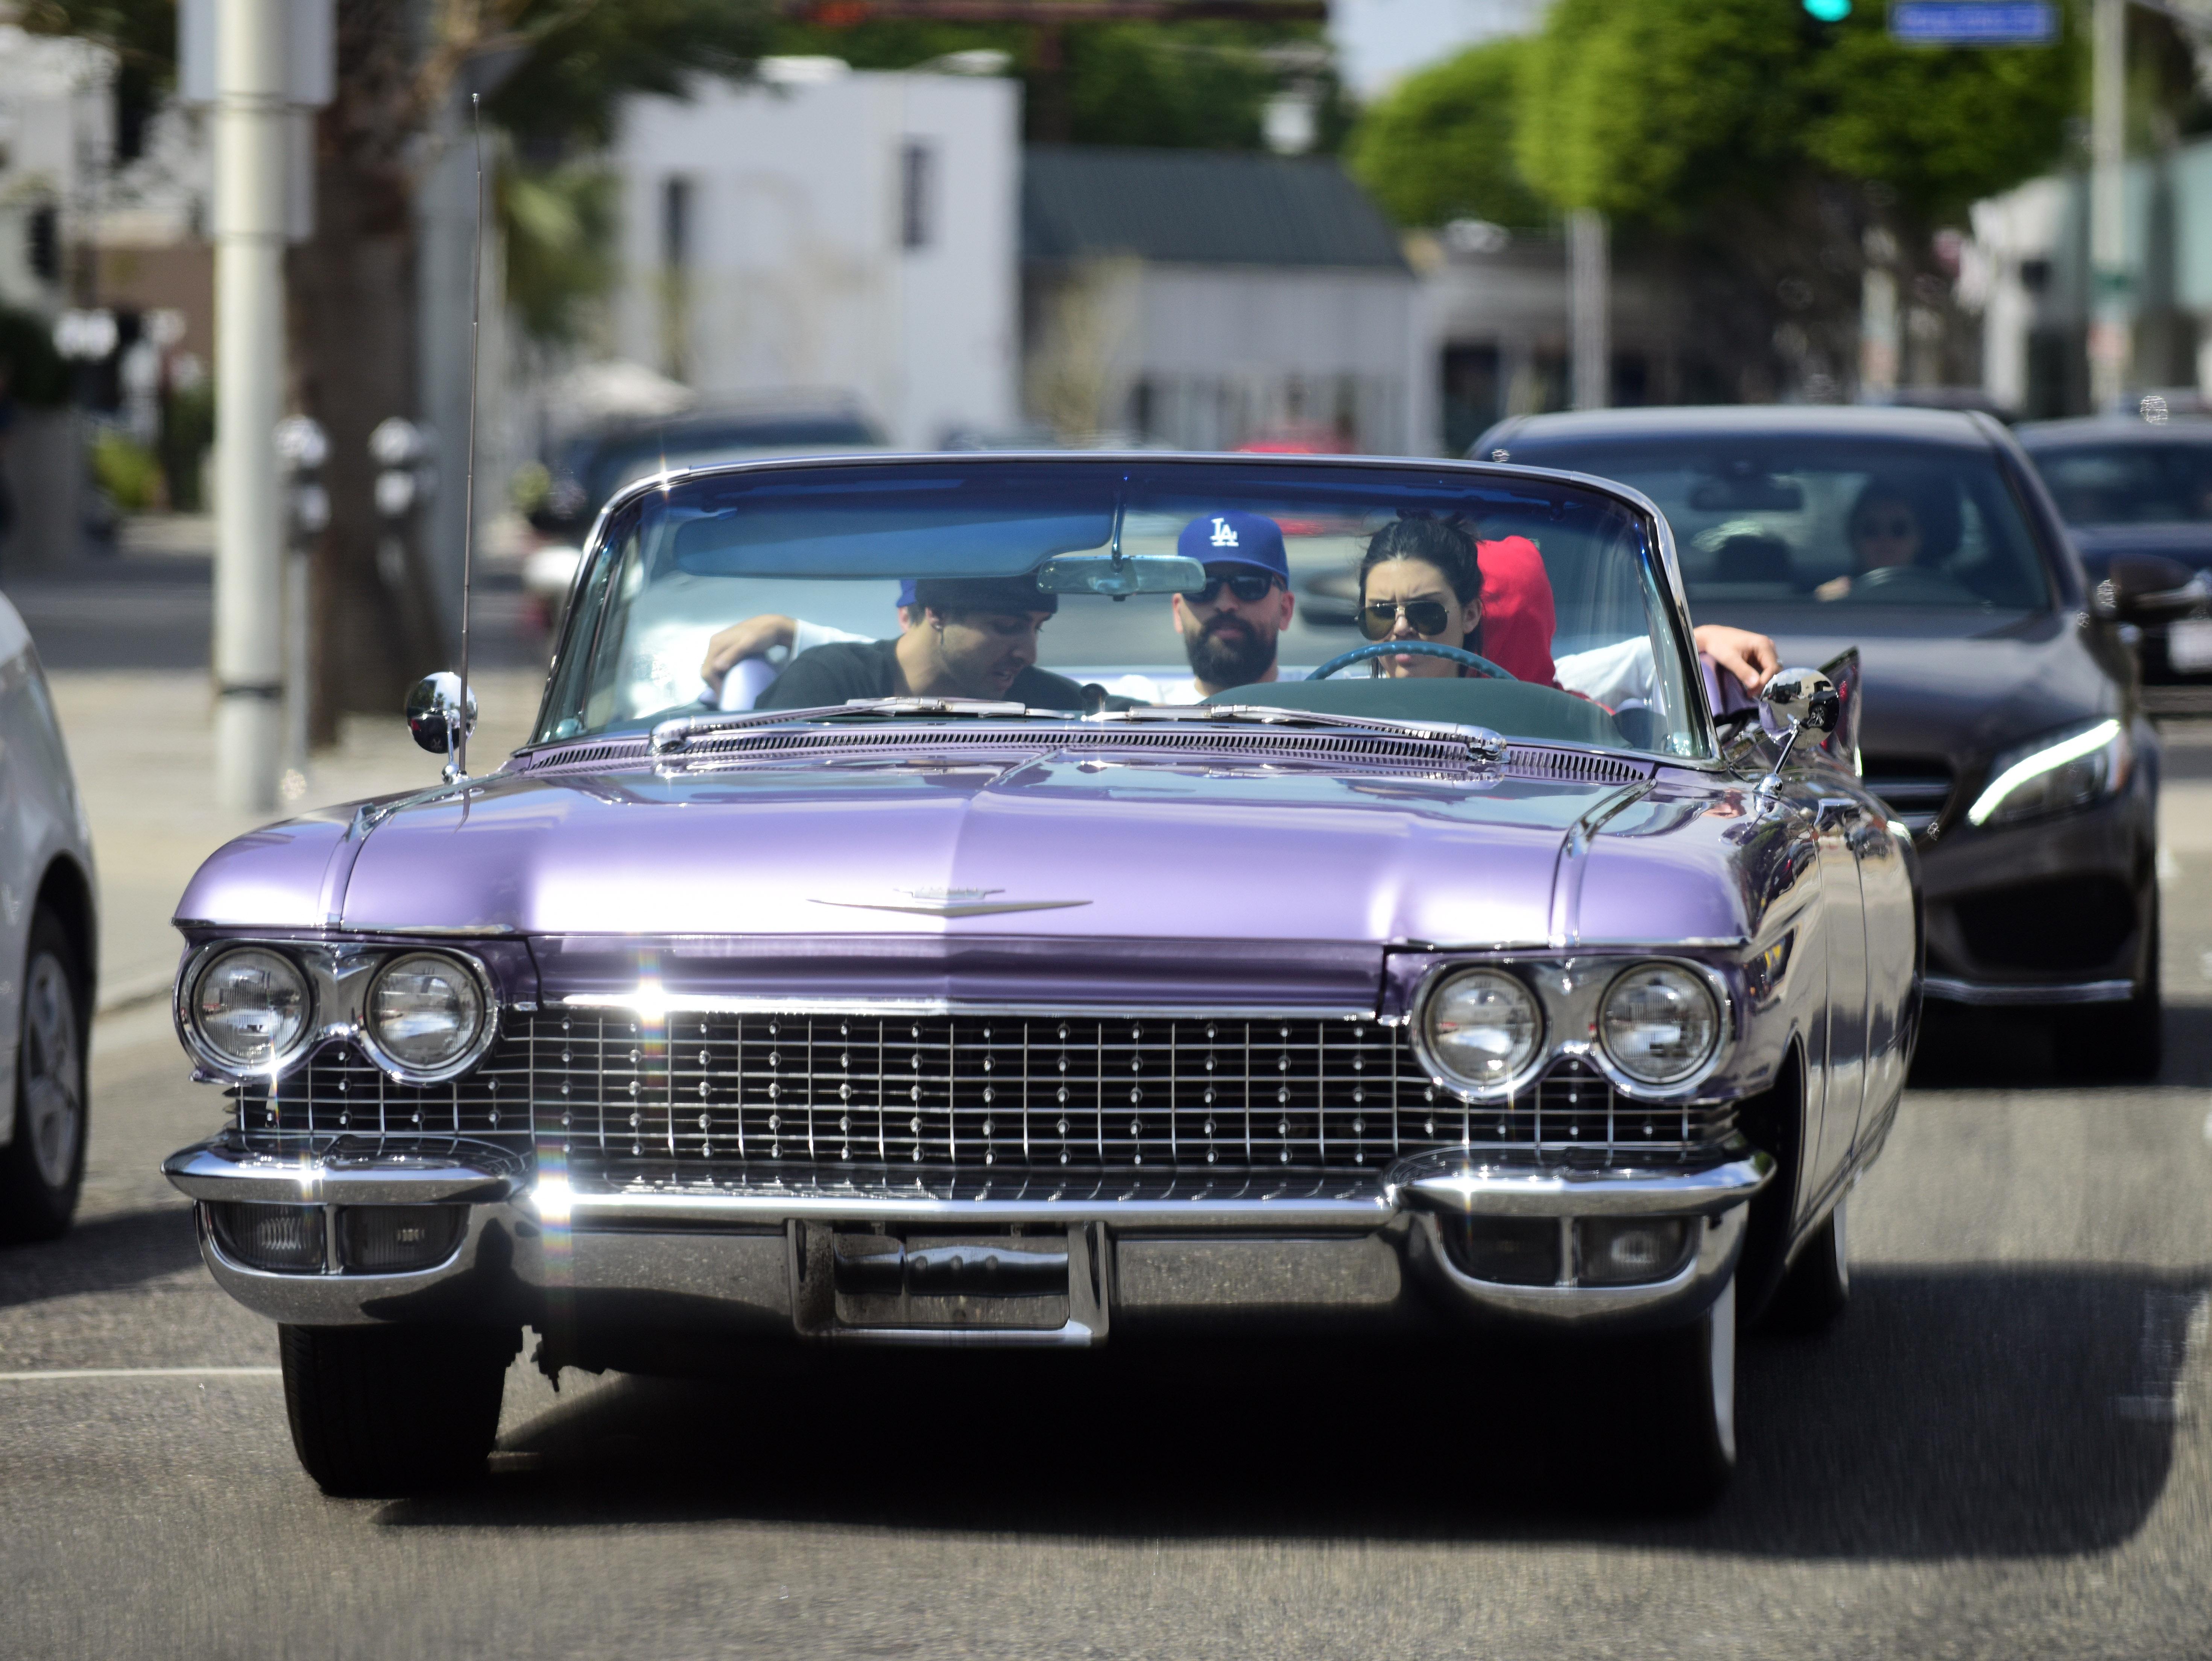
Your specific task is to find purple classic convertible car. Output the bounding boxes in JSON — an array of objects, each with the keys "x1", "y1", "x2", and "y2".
[{"x1": 163, "y1": 454, "x2": 1917, "y2": 1499}]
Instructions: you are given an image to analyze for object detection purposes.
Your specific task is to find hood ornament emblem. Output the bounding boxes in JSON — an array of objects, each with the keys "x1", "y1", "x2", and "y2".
[{"x1": 812, "y1": 885, "x2": 1091, "y2": 919}]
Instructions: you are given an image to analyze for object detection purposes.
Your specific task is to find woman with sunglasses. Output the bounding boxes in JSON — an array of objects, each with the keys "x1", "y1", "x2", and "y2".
[
  {"x1": 1814, "y1": 476, "x2": 1937, "y2": 602},
  {"x1": 1356, "y1": 515, "x2": 1489, "y2": 677}
]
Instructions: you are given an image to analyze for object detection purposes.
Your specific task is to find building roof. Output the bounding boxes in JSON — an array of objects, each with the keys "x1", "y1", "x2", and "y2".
[{"x1": 1022, "y1": 146, "x2": 1408, "y2": 272}]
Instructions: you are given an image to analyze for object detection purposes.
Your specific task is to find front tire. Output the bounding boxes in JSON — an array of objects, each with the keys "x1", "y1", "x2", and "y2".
[
  {"x1": 1759, "y1": 1198, "x2": 1849, "y2": 1335},
  {"x1": 0, "y1": 908, "x2": 87, "y2": 1243},
  {"x1": 1612, "y1": 1278, "x2": 1736, "y2": 1507},
  {"x1": 280, "y1": 1323, "x2": 518, "y2": 1496}
]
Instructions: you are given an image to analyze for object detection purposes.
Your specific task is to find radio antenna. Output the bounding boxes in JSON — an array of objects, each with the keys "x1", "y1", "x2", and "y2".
[{"x1": 455, "y1": 91, "x2": 486, "y2": 779}]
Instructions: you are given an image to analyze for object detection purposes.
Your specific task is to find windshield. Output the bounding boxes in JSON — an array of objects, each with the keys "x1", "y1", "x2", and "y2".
[
  {"x1": 535, "y1": 457, "x2": 1709, "y2": 759},
  {"x1": 1504, "y1": 437, "x2": 2052, "y2": 619},
  {"x1": 2028, "y1": 440, "x2": 2212, "y2": 526}
]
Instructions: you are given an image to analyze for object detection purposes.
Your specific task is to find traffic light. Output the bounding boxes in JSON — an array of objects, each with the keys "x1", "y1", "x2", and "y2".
[{"x1": 1804, "y1": 0, "x2": 1850, "y2": 18}]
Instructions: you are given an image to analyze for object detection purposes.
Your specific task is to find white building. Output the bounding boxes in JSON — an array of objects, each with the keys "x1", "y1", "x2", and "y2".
[
  {"x1": 1023, "y1": 146, "x2": 1429, "y2": 454},
  {"x1": 606, "y1": 63, "x2": 1020, "y2": 449}
]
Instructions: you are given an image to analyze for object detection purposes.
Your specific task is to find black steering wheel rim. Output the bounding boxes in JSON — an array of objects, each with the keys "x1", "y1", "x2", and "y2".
[{"x1": 1309, "y1": 640, "x2": 1515, "y2": 681}]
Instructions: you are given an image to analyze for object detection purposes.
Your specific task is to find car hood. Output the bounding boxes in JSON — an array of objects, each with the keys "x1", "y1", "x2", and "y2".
[
  {"x1": 1702, "y1": 607, "x2": 2121, "y2": 767},
  {"x1": 176, "y1": 747, "x2": 1761, "y2": 1001}
]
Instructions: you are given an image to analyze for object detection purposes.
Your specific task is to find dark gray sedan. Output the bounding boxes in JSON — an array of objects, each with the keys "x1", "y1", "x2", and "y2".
[{"x1": 1476, "y1": 405, "x2": 2163, "y2": 1079}]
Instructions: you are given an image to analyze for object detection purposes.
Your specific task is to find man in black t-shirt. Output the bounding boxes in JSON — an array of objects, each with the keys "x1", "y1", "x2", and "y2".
[{"x1": 755, "y1": 575, "x2": 1086, "y2": 712}]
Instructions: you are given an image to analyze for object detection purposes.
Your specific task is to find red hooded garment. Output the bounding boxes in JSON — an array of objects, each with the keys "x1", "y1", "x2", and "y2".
[{"x1": 1475, "y1": 534, "x2": 1560, "y2": 688}]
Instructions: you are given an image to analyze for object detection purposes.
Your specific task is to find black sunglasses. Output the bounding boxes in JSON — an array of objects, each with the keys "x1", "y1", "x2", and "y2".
[
  {"x1": 1187, "y1": 570, "x2": 1283, "y2": 605},
  {"x1": 1359, "y1": 598, "x2": 1454, "y2": 641}
]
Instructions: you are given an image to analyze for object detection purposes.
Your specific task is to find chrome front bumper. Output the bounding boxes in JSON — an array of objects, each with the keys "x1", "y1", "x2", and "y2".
[{"x1": 164, "y1": 1136, "x2": 1770, "y2": 1343}]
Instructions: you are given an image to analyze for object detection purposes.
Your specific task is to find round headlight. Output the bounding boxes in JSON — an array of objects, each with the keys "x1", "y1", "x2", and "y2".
[
  {"x1": 192, "y1": 948, "x2": 310, "y2": 1067},
  {"x1": 366, "y1": 953, "x2": 487, "y2": 1073},
  {"x1": 1424, "y1": 968, "x2": 1544, "y2": 1091},
  {"x1": 1599, "y1": 963, "x2": 1721, "y2": 1086}
]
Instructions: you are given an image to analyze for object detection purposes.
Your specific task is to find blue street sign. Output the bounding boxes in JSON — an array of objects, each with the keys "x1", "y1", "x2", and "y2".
[{"x1": 1889, "y1": 2, "x2": 2059, "y2": 44}]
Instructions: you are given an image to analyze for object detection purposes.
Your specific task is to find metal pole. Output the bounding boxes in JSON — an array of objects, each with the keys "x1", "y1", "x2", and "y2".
[
  {"x1": 211, "y1": 0, "x2": 287, "y2": 811},
  {"x1": 1569, "y1": 208, "x2": 1609, "y2": 411},
  {"x1": 2090, "y1": 0, "x2": 2130, "y2": 410}
]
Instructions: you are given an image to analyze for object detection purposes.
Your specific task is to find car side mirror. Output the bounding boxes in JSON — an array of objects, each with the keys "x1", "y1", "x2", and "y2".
[
  {"x1": 1759, "y1": 666, "x2": 1840, "y2": 782},
  {"x1": 2097, "y1": 554, "x2": 2203, "y2": 623},
  {"x1": 406, "y1": 671, "x2": 478, "y2": 780}
]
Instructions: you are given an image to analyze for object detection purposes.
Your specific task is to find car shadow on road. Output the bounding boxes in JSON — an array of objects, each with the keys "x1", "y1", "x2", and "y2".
[
  {"x1": 376, "y1": 1262, "x2": 2204, "y2": 1559},
  {"x1": 0, "y1": 1204, "x2": 201, "y2": 1310}
]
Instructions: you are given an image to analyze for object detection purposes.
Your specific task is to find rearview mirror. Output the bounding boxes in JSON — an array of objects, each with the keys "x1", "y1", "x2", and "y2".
[{"x1": 1034, "y1": 553, "x2": 1208, "y2": 597}]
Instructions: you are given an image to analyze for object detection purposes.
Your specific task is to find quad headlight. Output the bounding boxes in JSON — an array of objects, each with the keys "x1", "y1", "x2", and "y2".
[
  {"x1": 189, "y1": 947, "x2": 311, "y2": 1069},
  {"x1": 1599, "y1": 962, "x2": 1721, "y2": 1086},
  {"x1": 363, "y1": 952, "x2": 489, "y2": 1078},
  {"x1": 1420, "y1": 967, "x2": 1544, "y2": 1092},
  {"x1": 1966, "y1": 718, "x2": 2129, "y2": 829}
]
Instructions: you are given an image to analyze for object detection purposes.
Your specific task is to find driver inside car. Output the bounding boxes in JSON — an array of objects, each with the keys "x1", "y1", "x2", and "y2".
[
  {"x1": 751, "y1": 575, "x2": 1088, "y2": 711},
  {"x1": 1814, "y1": 475, "x2": 1941, "y2": 602}
]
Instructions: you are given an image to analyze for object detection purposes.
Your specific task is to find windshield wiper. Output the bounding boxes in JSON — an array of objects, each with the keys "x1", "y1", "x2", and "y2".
[
  {"x1": 651, "y1": 698, "x2": 1070, "y2": 755},
  {"x1": 1087, "y1": 703, "x2": 1507, "y2": 761}
]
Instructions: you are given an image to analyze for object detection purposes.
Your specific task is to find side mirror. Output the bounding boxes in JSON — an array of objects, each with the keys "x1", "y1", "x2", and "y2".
[
  {"x1": 405, "y1": 671, "x2": 478, "y2": 778},
  {"x1": 2097, "y1": 554, "x2": 2203, "y2": 623},
  {"x1": 1759, "y1": 666, "x2": 1841, "y2": 782}
]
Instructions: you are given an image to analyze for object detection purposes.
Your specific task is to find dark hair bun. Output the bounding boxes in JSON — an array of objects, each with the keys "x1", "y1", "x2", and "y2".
[{"x1": 1358, "y1": 510, "x2": 1482, "y2": 605}]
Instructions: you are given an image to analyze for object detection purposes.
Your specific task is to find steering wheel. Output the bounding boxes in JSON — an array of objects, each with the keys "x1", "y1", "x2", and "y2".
[
  {"x1": 1853, "y1": 564, "x2": 1977, "y2": 604},
  {"x1": 1308, "y1": 641, "x2": 1516, "y2": 681}
]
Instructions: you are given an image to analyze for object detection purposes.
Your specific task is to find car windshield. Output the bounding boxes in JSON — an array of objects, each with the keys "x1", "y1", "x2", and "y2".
[
  {"x1": 1507, "y1": 437, "x2": 2052, "y2": 618},
  {"x1": 535, "y1": 457, "x2": 1710, "y2": 759},
  {"x1": 2027, "y1": 439, "x2": 2212, "y2": 525}
]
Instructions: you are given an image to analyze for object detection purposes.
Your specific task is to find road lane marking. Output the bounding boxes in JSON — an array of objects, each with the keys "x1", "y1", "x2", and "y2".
[{"x1": 0, "y1": 1366, "x2": 280, "y2": 1383}]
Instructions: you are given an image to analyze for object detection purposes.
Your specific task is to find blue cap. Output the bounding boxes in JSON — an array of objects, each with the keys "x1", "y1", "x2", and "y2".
[
  {"x1": 1178, "y1": 511, "x2": 1288, "y2": 580},
  {"x1": 898, "y1": 579, "x2": 918, "y2": 609}
]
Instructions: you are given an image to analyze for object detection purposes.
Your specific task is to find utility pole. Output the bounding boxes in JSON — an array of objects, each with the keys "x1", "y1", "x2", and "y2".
[
  {"x1": 211, "y1": 0, "x2": 287, "y2": 811},
  {"x1": 2090, "y1": 0, "x2": 2131, "y2": 410},
  {"x1": 1569, "y1": 208, "x2": 1609, "y2": 411}
]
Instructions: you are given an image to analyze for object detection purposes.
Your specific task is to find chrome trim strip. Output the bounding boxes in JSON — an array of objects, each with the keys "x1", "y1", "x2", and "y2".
[
  {"x1": 555, "y1": 1187, "x2": 1393, "y2": 1230},
  {"x1": 1922, "y1": 975, "x2": 2134, "y2": 1007},
  {"x1": 556, "y1": 993, "x2": 1378, "y2": 1020},
  {"x1": 1388, "y1": 1149, "x2": 1771, "y2": 1218},
  {"x1": 164, "y1": 1137, "x2": 525, "y2": 1205}
]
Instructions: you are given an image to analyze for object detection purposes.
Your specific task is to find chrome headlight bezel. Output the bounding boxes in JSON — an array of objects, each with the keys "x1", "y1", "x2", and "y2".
[
  {"x1": 356, "y1": 950, "x2": 498, "y2": 1085},
  {"x1": 1966, "y1": 717, "x2": 2130, "y2": 830},
  {"x1": 177, "y1": 945, "x2": 316, "y2": 1077},
  {"x1": 1410, "y1": 966, "x2": 1548, "y2": 1101},
  {"x1": 174, "y1": 938, "x2": 505, "y2": 1086},
  {"x1": 1596, "y1": 960, "x2": 1725, "y2": 1087},
  {"x1": 1408, "y1": 953, "x2": 1735, "y2": 1103}
]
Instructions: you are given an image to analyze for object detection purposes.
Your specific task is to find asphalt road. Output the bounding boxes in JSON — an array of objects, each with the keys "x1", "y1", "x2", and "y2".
[{"x1": 5, "y1": 753, "x2": 2212, "y2": 1659}]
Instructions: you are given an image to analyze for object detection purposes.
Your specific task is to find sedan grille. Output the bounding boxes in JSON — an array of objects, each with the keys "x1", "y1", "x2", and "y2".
[
  {"x1": 1863, "y1": 756, "x2": 1954, "y2": 836},
  {"x1": 232, "y1": 1014, "x2": 1738, "y2": 1188}
]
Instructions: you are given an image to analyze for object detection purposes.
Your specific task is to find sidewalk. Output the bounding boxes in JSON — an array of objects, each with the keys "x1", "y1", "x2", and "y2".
[{"x1": 51, "y1": 668, "x2": 547, "y2": 1009}]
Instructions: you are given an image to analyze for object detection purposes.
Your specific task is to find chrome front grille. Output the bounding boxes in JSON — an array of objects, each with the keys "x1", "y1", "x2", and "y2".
[
  {"x1": 234, "y1": 1039, "x2": 533, "y2": 1145},
  {"x1": 523, "y1": 1011, "x2": 1733, "y2": 1184},
  {"x1": 231, "y1": 1013, "x2": 1738, "y2": 1186}
]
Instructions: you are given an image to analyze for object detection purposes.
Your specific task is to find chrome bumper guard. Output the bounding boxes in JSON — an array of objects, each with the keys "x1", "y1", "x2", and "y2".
[{"x1": 165, "y1": 1134, "x2": 1770, "y2": 1340}]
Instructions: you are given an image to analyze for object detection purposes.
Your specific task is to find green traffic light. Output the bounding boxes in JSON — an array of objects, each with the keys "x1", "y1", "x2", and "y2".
[{"x1": 1805, "y1": 0, "x2": 1850, "y2": 18}]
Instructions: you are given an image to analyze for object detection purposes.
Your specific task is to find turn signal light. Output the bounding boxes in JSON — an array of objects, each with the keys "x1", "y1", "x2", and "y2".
[
  {"x1": 208, "y1": 1201, "x2": 325, "y2": 1272},
  {"x1": 338, "y1": 1206, "x2": 466, "y2": 1272}
]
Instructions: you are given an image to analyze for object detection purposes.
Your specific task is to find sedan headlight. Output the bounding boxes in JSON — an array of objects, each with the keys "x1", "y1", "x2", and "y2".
[
  {"x1": 190, "y1": 947, "x2": 311, "y2": 1068},
  {"x1": 1599, "y1": 963, "x2": 1720, "y2": 1087},
  {"x1": 1422, "y1": 968, "x2": 1544, "y2": 1092},
  {"x1": 1966, "y1": 718, "x2": 2129, "y2": 829},
  {"x1": 365, "y1": 952, "x2": 488, "y2": 1076}
]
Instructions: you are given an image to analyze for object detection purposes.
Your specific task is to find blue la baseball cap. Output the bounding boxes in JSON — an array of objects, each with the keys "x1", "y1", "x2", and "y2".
[
  {"x1": 1177, "y1": 511, "x2": 1288, "y2": 581},
  {"x1": 898, "y1": 579, "x2": 918, "y2": 609}
]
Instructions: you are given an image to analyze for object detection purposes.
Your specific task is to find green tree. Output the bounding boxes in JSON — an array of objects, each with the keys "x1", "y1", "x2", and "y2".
[{"x1": 1345, "y1": 38, "x2": 1544, "y2": 229}]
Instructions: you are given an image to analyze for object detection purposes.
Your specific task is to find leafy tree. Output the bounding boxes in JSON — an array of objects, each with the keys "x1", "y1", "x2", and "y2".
[{"x1": 1345, "y1": 38, "x2": 1544, "y2": 229}]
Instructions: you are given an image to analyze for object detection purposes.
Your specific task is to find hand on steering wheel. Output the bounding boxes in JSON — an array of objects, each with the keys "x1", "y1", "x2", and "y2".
[{"x1": 1308, "y1": 641, "x2": 1516, "y2": 681}]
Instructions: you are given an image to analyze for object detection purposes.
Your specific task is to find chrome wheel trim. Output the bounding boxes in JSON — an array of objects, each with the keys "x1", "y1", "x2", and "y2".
[
  {"x1": 1830, "y1": 1197, "x2": 1850, "y2": 1298},
  {"x1": 20, "y1": 950, "x2": 82, "y2": 1190},
  {"x1": 1709, "y1": 1276, "x2": 1737, "y2": 1466}
]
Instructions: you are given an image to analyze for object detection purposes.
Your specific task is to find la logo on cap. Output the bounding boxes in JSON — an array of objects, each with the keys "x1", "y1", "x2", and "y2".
[{"x1": 1209, "y1": 517, "x2": 1240, "y2": 548}]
